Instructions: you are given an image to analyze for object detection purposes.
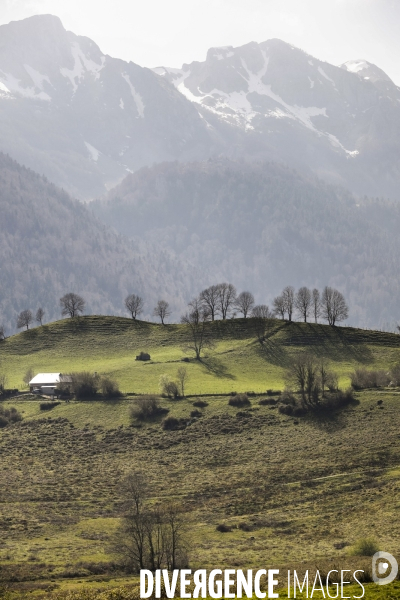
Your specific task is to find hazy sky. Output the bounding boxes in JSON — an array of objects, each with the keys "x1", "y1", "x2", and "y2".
[{"x1": 2, "y1": 0, "x2": 400, "y2": 83}]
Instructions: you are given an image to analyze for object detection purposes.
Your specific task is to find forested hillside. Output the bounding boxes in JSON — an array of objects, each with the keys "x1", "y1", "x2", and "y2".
[
  {"x1": 0, "y1": 153, "x2": 201, "y2": 331},
  {"x1": 92, "y1": 159, "x2": 400, "y2": 328}
]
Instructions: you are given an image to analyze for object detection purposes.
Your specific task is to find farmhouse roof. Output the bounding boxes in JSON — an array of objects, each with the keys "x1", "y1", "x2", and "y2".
[{"x1": 29, "y1": 373, "x2": 72, "y2": 386}]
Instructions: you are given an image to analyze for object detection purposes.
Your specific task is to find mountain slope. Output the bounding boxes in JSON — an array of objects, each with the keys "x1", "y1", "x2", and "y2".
[
  {"x1": 1, "y1": 16, "x2": 400, "y2": 200},
  {"x1": 0, "y1": 153, "x2": 202, "y2": 331},
  {"x1": 92, "y1": 159, "x2": 400, "y2": 328},
  {"x1": 155, "y1": 39, "x2": 400, "y2": 198},
  {"x1": 0, "y1": 15, "x2": 222, "y2": 199}
]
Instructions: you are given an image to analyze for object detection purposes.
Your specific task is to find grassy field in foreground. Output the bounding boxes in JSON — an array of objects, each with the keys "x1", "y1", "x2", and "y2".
[
  {"x1": 2, "y1": 317, "x2": 400, "y2": 598},
  {"x1": 1, "y1": 315, "x2": 400, "y2": 393}
]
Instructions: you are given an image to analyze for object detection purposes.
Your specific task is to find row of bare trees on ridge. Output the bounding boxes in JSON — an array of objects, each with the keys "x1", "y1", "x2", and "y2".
[{"x1": 6, "y1": 284, "x2": 348, "y2": 336}]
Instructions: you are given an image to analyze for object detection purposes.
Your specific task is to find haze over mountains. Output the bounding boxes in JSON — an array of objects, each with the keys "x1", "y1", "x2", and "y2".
[
  {"x1": 1, "y1": 15, "x2": 400, "y2": 200},
  {"x1": 0, "y1": 153, "x2": 199, "y2": 331},
  {"x1": 0, "y1": 14, "x2": 400, "y2": 330}
]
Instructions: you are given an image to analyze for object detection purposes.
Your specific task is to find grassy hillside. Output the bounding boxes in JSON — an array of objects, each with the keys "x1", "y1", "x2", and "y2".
[
  {"x1": 2, "y1": 317, "x2": 400, "y2": 598},
  {"x1": 1, "y1": 315, "x2": 400, "y2": 393}
]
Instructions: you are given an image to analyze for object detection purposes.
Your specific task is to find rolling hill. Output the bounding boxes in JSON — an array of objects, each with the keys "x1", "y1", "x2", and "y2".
[{"x1": 1, "y1": 317, "x2": 400, "y2": 598}]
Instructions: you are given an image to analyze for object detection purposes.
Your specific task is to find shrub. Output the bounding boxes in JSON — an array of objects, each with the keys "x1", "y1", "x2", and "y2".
[
  {"x1": 70, "y1": 372, "x2": 99, "y2": 400},
  {"x1": 350, "y1": 369, "x2": 390, "y2": 390},
  {"x1": 350, "y1": 538, "x2": 380, "y2": 557},
  {"x1": 192, "y1": 399, "x2": 208, "y2": 408},
  {"x1": 266, "y1": 389, "x2": 282, "y2": 396},
  {"x1": 190, "y1": 409, "x2": 202, "y2": 418},
  {"x1": 216, "y1": 524, "x2": 232, "y2": 533},
  {"x1": 161, "y1": 416, "x2": 180, "y2": 430},
  {"x1": 130, "y1": 395, "x2": 168, "y2": 421},
  {"x1": 0, "y1": 406, "x2": 23, "y2": 427},
  {"x1": 259, "y1": 398, "x2": 277, "y2": 405},
  {"x1": 279, "y1": 404, "x2": 294, "y2": 415},
  {"x1": 100, "y1": 376, "x2": 122, "y2": 399},
  {"x1": 323, "y1": 389, "x2": 355, "y2": 410},
  {"x1": 228, "y1": 393, "x2": 250, "y2": 407},
  {"x1": 390, "y1": 363, "x2": 400, "y2": 386},
  {"x1": 159, "y1": 375, "x2": 180, "y2": 399},
  {"x1": 40, "y1": 402, "x2": 61, "y2": 411},
  {"x1": 136, "y1": 352, "x2": 150, "y2": 361}
]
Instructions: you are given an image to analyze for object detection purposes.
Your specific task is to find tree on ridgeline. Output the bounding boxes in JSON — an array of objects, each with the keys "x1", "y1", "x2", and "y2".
[
  {"x1": 235, "y1": 291, "x2": 255, "y2": 318},
  {"x1": 0, "y1": 324, "x2": 5, "y2": 340},
  {"x1": 282, "y1": 286, "x2": 295, "y2": 322},
  {"x1": 199, "y1": 285, "x2": 220, "y2": 321},
  {"x1": 251, "y1": 305, "x2": 273, "y2": 319},
  {"x1": 125, "y1": 294, "x2": 144, "y2": 319},
  {"x1": 216, "y1": 283, "x2": 237, "y2": 320},
  {"x1": 17, "y1": 309, "x2": 33, "y2": 330},
  {"x1": 60, "y1": 293, "x2": 85, "y2": 318},
  {"x1": 251, "y1": 305, "x2": 274, "y2": 346},
  {"x1": 273, "y1": 294, "x2": 286, "y2": 319},
  {"x1": 295, "y1": 287, "x2": 312, "y2": 323},
  {"x1": 181, "y1": 300, "x2": 214, "y2": 359},
  {"x1": 312, "y1": 288, "x2": 321, "y2": 323},
  {"x1": 153, "y1": 300, "x2": 171, "y2": 325},
  {"x1": 36, "y1": 307, "x2": 45, "y2": 325},
  {"x1": 321, "y1": 286, "x2": 349, "y2": 325}
]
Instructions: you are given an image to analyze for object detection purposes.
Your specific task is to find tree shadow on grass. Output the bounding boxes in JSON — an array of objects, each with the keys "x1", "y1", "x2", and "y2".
[
  {"x1": 199, "y1": 356, "x2": 236, "y2": 380},
  {"x1": 300, "y1": 399, "x2": 360, "y2": 432},
  {"x1": 255, "y1": 339, "x2": 292, "y2": 368},
  {"x1": 282, "y1": 322, "x2": 374, "y2": 365}
]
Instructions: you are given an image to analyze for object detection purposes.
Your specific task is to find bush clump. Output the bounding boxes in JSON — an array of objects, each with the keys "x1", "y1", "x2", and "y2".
[
  {"x1": 0, "y1": 406, "x2": 23, "y2": 428},
  {"x1": 259, "y1": 398, "x2": 277, "y2": 405},
  {"x1": 216, "y1": 523, "x2": 232, "y2": 533},
  {"x1": 228, "y1": 393, "x2": 250, "y2": 407},
  {"x1": 40, "y1": 402, "x2": 61, "y2": 411},
  {"x1": 192, "y1": 399, "x2": 208, "y2": 408},
  {"x1": 190, "y1": 409, "x2": 202, "y2": 418},
  {"x1": 350, "y1": 538, "x2": 380, "y2": 557},
  {"x1": 161, "y1": 415, "x2": 184, "y2": 431},
  {"x1": 100, "y1": 376, "x2": 122, "y2": 399},
  {"x1": 350, "y1": 369, "x2": 390, "y2": 390},
  {"x1": 70, "y1": 372, "x2": 99, "y2": 400},
  {"x1": 130, "y1": 395, "x2": 168, "y2": 421}
]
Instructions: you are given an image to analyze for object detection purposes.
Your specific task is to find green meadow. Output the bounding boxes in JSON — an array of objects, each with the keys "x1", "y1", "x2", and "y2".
[
  {"x1": 1, "y1": 315, "x2": 400, "y2": 393},
  {"x1": 1, "y1": 316, "x2": 400, "y2": 598}
]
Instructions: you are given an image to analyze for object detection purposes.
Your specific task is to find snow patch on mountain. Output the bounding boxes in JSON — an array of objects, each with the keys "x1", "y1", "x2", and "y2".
[
  {"x1": 60, "y1": 42, "x2": 105, "y2": 93},
  {"x1": 318, "y1": 66, "x2": 336, "y2": 86},
  {"x1": 84, "y1": 141, "x2": 100, "y2": 162},
  {"x1": 121, "y1": 73, "x2": 145, "y2": 118},
  {"x1": 24, "y1": 64, "x2": 53, "y2": 94},
  {"x1": 0, "y1": 70, "x2": 51, "y2": 101},
  {"x1": 343, "y1": 60, "x2": 369, "y2": 74}
]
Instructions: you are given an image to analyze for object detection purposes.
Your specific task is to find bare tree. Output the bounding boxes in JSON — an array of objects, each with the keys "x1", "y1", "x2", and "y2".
[
  {"x1": 17, "y1": 309, "x2": 33, "y2": 330},
  {"x1": 36, "y1": 307, "x2": 45, "y2": 325},
  {"x1": 23, "y1": 367, "x2": 35, "y2": 388},
  {"x1": 176, "y1": 366, "x2": 188, "y2": 397},
  {"x1": 312, "y1": 289, "x2": 321, "y2": 323},
  {"x1": 321, "y1": 286, "x2": 349, "y2": 326},
  {"x1": 125, "y1": 294, "x2": 144, "y2": 319},
  {"x1": 181, "y1": 302, "x2": 214, "y2": 359},
  {"x1": 216, "y1": 283, "x2": 237, "y2": 320},
  {"x1": 113, "y1": 471, "x2": 188, "y2": 573},
  {"x1": 0, "y1": 324, "x2": 5, "y2": 340},
  {"x1": 251, "y1": 305, "x2": 273, "y2": 319},
  {"x1": 199, "y1": 285, "x2": 220, "y2": 321},
  {"x1": 295, "y1": 287, "x2": 312, "y2": 323},
  {"x1": 153, "y1": 300, "x2": 171, "y2": 325},
  {"x1": 282, "y1": 286, "x2": 295, "y2": 322},
  {"x1": 273, "y1": 295, "x2": 286, "y2": 319},
  {"x1": 286, "y1": 353, "x2": 320, "y2": 406},
  {"x1": 235, "y1": 291, "x2": 255, "y2": 318},
  {"x1": 60, "y1": 293, "x2": 85, "y2": 318}
]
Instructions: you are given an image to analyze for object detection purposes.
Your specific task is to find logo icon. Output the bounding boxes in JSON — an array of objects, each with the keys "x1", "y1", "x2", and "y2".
[{"x1": 372, "y1": 551, "x2": 398, "y2": 585}]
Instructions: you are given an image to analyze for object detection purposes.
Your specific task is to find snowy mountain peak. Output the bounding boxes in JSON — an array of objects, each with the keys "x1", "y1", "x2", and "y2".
[{"x1": 340, "y1": 59, "x2": 394, "y2": 84}]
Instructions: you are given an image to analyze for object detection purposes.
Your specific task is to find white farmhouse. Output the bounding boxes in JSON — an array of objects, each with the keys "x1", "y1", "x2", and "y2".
[{"x1": 29, "y1": 373, "x2": 72, "y2": 395}]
